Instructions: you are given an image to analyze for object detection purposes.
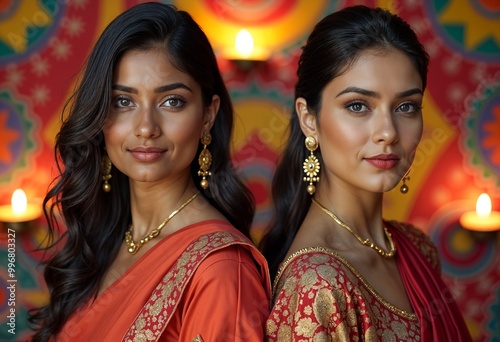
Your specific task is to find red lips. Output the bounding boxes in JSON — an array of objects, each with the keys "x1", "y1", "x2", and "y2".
[
  {"x1": 129, "y1": 147, "x2": 166, "y2": 162},
  {"x1": 364, "y1": 154, "x2": 399, "y2": 169}
]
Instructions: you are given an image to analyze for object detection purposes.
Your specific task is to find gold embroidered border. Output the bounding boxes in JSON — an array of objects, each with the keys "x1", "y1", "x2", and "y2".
[
  {"x1": 123, "y1": 231, "x2": 255, "y2": 341},
  {"x1": 274, "y1": 246, "x2": 417, "y2": 321}
]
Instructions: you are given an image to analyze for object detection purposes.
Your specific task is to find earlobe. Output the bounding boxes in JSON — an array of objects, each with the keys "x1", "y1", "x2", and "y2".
[{"x1": 296, "y1": 97, "x2": 317, "y2": 138}]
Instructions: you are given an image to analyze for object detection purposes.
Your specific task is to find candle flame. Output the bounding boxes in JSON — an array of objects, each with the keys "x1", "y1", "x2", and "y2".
[
  {"x1": 235, "y1": 29, "x2": 254, "y2": 58},
  {"x1": 476, "y1": 193, "x2": 491, "y2": 218},
  {"x1": 11, "y1": 188, "x2": 27, "y2": 215}
]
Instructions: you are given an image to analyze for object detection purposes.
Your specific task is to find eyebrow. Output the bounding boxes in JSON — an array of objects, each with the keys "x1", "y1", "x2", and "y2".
[
  {"x1": 112, "y1": 82, "x2": 193, "y2": 94},
  {"x1": 336, "y1": 86, "x2": 422, "y2": 98}
]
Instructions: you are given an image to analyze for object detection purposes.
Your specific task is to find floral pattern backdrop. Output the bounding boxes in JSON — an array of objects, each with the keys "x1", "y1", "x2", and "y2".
[{"x1": 0, "y1": 0, "x2": 498, "y2": 340}]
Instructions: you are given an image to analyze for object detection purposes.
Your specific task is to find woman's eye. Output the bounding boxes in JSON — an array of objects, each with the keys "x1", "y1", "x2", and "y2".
[
  {"x1": 164, "y1": 97, "x2": 186, "y2": 109},
  {"x1": 119, "y1": 98, "x2": 130, "y2": 107},
  {"x1": 167, "y1": 98, "x2": 180, "y2": 107},
  {"x1": 346, "y1": 102, "x2": 368, "y2": 112},
  {"x1": 397, "y1": 102, "x2": 421, "y2": 113},
  {"x1": 113, "y1": 97, "x2": 132, "y2": 108}
]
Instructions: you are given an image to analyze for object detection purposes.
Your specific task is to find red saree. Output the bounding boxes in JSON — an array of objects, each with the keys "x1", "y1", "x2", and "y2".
[
  {"x1": 55, "y1": 220, "x2": 271, "y2": 341},
  {"x1": 389, "y1": 221, "x2": 472, "y2": 341},
  {"x1": 266, "y1": 221, "x2": 472, "y2": 341}
]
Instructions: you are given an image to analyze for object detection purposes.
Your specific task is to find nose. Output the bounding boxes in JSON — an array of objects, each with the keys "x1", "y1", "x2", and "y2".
[
  {"x1": 135, "y1": 106, "x2": 160, "y2": 139},
  {"x1": 372, "y1": 111, "x2": 398, "y2": 145}
]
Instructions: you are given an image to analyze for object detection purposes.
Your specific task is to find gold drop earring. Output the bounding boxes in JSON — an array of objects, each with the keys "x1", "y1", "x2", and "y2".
[
  {"x1": 198, "y1": 131, "x2": 212, "y2": 189},
  {"x1": 303, "y1": 136, "x2": 320, "y2": 195},
  {"x1": 400, "y1": 169, "x2": 410, "y2": 194},
  {"x1": 101, "y1": 155, "x2": 112, "y2": 192}
]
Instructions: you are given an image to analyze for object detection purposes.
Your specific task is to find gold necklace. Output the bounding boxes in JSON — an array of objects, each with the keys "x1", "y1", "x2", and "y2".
[
  {"x1": 125, "y1": 192, "x2": 200, "y2": 255},
  {"x1": 311, "y1": 198, "x2": 396, "y2": 258}
]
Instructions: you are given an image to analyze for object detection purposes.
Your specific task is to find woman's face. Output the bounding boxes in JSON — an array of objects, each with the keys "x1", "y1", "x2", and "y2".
[
  {"x1": 303, "y1": 48, "x2": 423, "y2": 194},
  {"x1": 103, "y1": 49, "x2": 218, "y2": 184}
]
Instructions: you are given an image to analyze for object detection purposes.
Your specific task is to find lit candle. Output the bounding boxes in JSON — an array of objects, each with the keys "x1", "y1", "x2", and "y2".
[
  {"x1": 235, "y1": 29, "x2": 254, "y2": 59},
  {"x1": 222, "y1": 29, "x2": 270, "y2": 61},
  {"x1": 460, "y1": 193, "x2": 500, "y2": 232},
  {"x1": 0, "y1": 189, "x2": 42, "y2": 223}
]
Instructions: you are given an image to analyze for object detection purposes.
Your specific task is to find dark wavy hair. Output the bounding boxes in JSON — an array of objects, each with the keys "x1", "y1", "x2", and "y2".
[
  {"x1": 29, "y1": 3, "x2": 255, "y2": 340},
  {"x1": 259, "y1": 5, "x2": 429, "y2": 280}
]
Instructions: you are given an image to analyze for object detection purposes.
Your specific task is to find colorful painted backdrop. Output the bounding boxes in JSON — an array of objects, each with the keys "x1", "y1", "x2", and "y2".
[{"x1": 0, "y1": 0, "x2": 499, "y2": 340}]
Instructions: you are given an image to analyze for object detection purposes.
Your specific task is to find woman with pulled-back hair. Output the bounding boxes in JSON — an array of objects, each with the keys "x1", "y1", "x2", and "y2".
[
  {"x1": 29, "y1": 3, "x2": 270, "y2": 341},
  {"x1": 262, "y1": 5, "x2": 471, "y2": 341}
]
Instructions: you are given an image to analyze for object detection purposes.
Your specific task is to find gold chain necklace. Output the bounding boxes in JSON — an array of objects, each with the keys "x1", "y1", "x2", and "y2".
[
  {"x1": 311, "y1": 198, "x2": 396, "y2": 258},
  {"x1": 125, "y1": 192, "x2": 200, "y2": 255}
]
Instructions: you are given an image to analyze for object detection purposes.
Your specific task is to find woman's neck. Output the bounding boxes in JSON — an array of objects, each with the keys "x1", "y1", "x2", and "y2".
[{"x1": 128, "y1": 176, "x2": 198, "y2": 237}]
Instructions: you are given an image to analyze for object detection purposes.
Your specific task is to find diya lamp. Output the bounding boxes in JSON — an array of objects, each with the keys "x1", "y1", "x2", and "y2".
[
  {"x1": 460, "y1": 193, "x2": 500, "y2": 242},
  {"x1": 0, "y1": 188, "x2": 42, "y2": 232},
  {"x1": 222, "y1": 29, "x2": 270, "y2": 71}
]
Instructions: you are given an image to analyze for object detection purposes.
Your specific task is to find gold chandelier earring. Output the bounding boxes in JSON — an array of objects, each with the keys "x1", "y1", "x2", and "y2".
[
  {"x1": 101, "y1": 155, "x2": 112, "y2": 192},
  {"x1": 400, "y1": 169, "x2": 410, "y2": 194},
  {"x1": 198, "y1": 131, "x2": 212, "y2": 189},
  {"x1": 303, "y1": 136, "x2": 320, "y2": 195}
]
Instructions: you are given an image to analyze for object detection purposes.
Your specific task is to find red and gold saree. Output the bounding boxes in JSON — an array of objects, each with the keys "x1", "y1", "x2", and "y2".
[{"x1": 266, "y1": 221, "x2": 472, "y2": 341}]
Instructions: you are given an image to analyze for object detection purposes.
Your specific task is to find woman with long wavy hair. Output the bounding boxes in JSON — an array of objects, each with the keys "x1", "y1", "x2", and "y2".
[
  {"x1": 261, "y1": 5, "x2": 471, "y2": 341},
  {"x1": 29, "y1": 3, "x2": 270, "y2": 341}
]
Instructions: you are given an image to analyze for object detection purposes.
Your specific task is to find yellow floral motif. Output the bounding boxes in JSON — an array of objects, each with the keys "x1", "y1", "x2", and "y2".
[
  {"x1": 295, "y1": 317, "x2": 318, "y2": 337},
  {"x1": 314, "y1": 288, "x2": 335, "y2": 326},
  {"x1": 135, "y1": 317, "x2": 145, "y2": 331},
  {"x1": 150, "y1": 299, "x2": 162, "y2": 316},
  {"x1": 267, "y1": 320, "x2": 277, "y2": 334},
  {"x1": 277, "y1": 325, "x2": 292, "y2": 340},
  {"x1": 304, "y1": 305, "x2": 312, "y2": 315}
]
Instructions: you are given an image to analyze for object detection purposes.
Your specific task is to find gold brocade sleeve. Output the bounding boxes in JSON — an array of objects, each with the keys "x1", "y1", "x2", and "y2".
[
  {"x1": 267, "y1": 252, "x2": 378, "y2": 341},
  {"x1": 266, "y1": 248, "x2": 420, "y2": 342}
]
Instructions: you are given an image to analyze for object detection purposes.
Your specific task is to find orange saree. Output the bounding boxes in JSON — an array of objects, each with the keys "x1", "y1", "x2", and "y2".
[{"x1": 56, "y1": 220, "x2": 271, "y2": 341}]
